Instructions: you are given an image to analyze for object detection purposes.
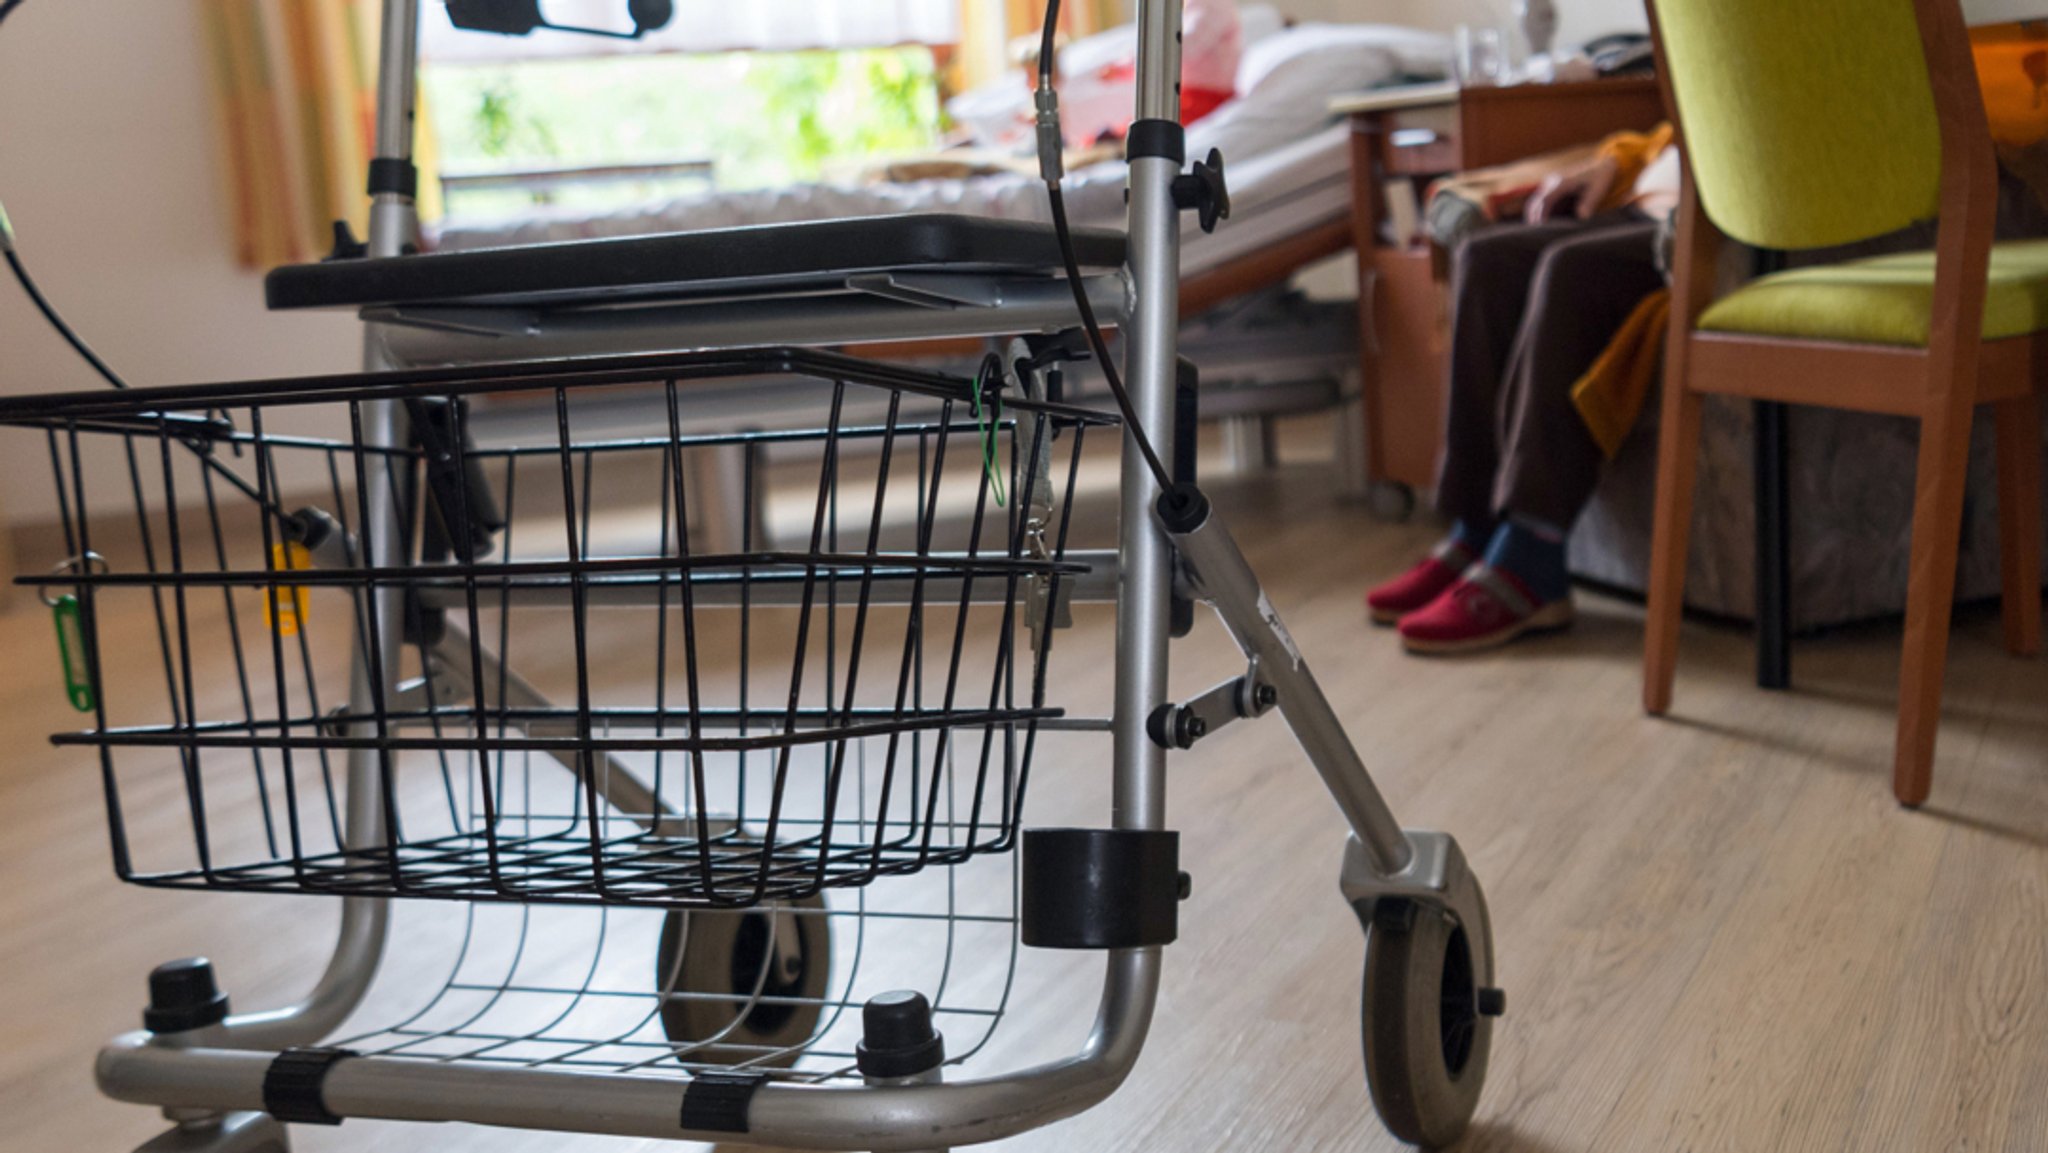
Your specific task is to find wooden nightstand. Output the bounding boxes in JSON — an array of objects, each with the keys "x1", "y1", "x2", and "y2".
[{"x1": 1335, "y1": 77, "x2": 1668, "y2": 505}]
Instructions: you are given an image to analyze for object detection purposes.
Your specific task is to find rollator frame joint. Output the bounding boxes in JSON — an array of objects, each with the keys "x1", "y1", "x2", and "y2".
[{"x1": 1146, "y1": 656, "x2": 1277, "y2": 750}]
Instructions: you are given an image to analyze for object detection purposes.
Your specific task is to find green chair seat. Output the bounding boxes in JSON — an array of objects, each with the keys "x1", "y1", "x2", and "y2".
[{"x1": 1698, "y1": 238, "x2": 2048, "y2": 347}]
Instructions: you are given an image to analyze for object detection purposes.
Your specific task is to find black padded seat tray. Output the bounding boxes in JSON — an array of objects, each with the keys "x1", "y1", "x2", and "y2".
[{"x1": 266, "y1": 213, "x2": 1127, "y2": 312}]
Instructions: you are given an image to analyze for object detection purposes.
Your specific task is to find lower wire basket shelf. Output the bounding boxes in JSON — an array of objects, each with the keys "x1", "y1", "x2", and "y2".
[{"x1": 306, "y1": 839, "x2": 1033, "y2": 1082}]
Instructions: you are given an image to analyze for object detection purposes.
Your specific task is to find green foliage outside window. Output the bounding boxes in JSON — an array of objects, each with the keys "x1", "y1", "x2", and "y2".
[{"x1": 423, "y1": 47, "x2": 942, "y2": 218}]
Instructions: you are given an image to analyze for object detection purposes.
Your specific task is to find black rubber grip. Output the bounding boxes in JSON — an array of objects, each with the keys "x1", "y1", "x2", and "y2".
[
  {"x1": 680, "y1": 1072, "x2": 767, "y2": 1134},
  {"x1": 262, "y1": 1047, "x2": 356, "y2": 1126}
]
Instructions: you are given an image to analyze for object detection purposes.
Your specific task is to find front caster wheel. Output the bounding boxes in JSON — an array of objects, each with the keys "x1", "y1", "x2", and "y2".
[
  {"x1": 656, "y1": 893, "x2": 831, "y2": 1068},
  {"x1": 1369, "y1": 480, "x2": 1417, "y2": 522},
  {"x1": 1361, "y1": 899, "x2": 1496, "y2": 1148}
]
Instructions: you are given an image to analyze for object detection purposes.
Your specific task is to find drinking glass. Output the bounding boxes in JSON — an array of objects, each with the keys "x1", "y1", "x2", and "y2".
[{"x1": 1455, "y1": 25, "x2": 1508, "y2": 87}]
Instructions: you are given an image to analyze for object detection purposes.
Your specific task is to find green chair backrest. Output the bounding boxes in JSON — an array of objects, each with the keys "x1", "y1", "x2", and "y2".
[{"x1": 1654, "y1": 0, "x2": 1945, "y2": 251}]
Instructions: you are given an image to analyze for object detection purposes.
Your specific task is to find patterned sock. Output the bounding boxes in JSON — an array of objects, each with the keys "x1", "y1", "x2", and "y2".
[{"x1": 1481, "y1": 516, "x2": 1570, "y2": 605}]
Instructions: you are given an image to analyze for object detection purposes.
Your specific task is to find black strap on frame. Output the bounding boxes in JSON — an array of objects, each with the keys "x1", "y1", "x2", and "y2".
[
  {"x1": 262, "y1": 1047, "x2": 358, "y2": 1126},
  {"x1": 680, "y1": 1071, "x2": 768, "y2": 1134}
]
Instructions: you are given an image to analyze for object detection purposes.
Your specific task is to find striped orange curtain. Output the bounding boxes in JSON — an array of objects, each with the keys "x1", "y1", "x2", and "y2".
[
  {"x1": 202, "y1": 0, "x2": 441, "y2": 269},
  {"x1": 952, "y1": 0, "x2": 1126, "y2": 93}
]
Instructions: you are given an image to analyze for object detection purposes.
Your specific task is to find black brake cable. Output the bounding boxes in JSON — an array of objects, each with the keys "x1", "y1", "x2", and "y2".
[
  {"x1": 1037, "y1": 0, "x2": 1174, "y2": 493},
  {"x1": 0, "y1": 0, "x2": 292, "y2": 523}
]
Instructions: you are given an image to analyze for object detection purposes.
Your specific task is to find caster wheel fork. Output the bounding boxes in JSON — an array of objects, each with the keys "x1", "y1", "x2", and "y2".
[{"x1": 1342, "y1": 832, "x2": 1503, "y2": 1149}]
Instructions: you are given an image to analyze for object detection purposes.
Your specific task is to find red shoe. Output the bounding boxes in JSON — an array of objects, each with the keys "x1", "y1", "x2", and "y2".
[
  {"x1": 1366, "y1": 540, "x2": 1475, "y2": 626},
  {"x1": 1398, "y1": 565, "x2": 1574, "y2": 655}
]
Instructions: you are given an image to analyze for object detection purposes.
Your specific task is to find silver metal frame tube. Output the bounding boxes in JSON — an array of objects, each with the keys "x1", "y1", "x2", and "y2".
[
  {"x1": 214, "y1": 0, "x2": 421, "y2": 1053},
  {"x1": 112, "y1": 3, "x2": 1190, "y2": 1147},
  {"x1": 366, "y1": 0, "x2": 421, "y2": 258},
  {"x1": 100, "y1": 954, "x2": 1160, "y2": 1151},
  {"x1": 1165, "y1": 500, "x2": 1412, "y2": 876},
  {"x1": 1112, "y1": 0, "x2": 1183, "y2": 835}
]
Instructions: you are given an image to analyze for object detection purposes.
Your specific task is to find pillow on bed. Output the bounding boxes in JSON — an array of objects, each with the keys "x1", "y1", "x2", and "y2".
[
  {"x1": 1237, "y1": 23, "x2": 1451, "y2": 96},
  {"x1": 1186, "y1": 24, "x2": 1449, "y2": 164},
  {"x1": 1238, "y1": 3, "x2": 1287, "y2": 48}
]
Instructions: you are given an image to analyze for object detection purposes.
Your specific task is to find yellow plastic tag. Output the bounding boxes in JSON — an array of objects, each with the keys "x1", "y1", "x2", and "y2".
[{"x1": 263, "y1": 541, "x2": 313, "y2": 636}]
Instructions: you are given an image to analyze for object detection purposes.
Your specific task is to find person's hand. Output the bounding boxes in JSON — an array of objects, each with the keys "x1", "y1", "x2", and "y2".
[{"x1": 1525, "y1": 155, "x2": 1620, "y2": 223}]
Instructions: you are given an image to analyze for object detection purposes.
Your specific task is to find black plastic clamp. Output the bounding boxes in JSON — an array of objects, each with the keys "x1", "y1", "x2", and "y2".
[
  {"x1": 262, "y1": 1047, "x2": 357, "y2": 1127},
  {"x1": 323, "y1": 220, "x2": 368, "y2": 262},
  {"x1": 1171, "y1": 148, "x2": 1232, "y2": 234},
  {"x1": 1125, "y1": 118, "x2": 1187, "y2": 165},
  {"x1": 680, "y1": 1071, "x2": 767, "y2": 1134},
  {"x1": 366, "y1": 157, "x2": 418, "y2": 199},
  {"x1": 1022, "y1": 829, "x2": 1182, "y2": 949},
  {"x1": 1148, "y1": 662, "x2": 1278, "y2": 750}
]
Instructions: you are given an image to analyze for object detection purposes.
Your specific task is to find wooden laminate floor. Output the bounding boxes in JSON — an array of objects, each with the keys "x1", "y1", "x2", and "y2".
[{"x1": 3, "y1": 461, "x2": 2045, "y2": 1153}]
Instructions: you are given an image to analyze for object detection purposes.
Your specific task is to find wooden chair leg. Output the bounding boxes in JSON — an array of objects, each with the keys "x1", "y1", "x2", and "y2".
[
  {"x1": 1894, "y1": 404, "x2": 1978, "y2": 808},
  {"x1": 1994, "y1": 394, "x2": 2043, "y2": 657},
  {"x1": 1643, "y1": 382, "x2": 1706, "y2": 715}
]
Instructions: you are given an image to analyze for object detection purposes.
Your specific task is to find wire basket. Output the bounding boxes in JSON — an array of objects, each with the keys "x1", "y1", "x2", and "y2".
[
  {"x1": 314, "y1": 821, "x2": 1039, "y2": 1079},
  {"x1": 4, "y1": 348, "x2": 1116, "y2": 910}
]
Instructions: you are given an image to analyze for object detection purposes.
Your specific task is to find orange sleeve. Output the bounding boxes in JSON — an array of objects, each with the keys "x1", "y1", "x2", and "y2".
[{"x1": 1595, "y1": 122, "x2": 1674, "y2": 213}]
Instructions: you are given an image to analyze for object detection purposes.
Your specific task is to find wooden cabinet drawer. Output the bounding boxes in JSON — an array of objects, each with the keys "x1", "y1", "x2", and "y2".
[{"x1": 1379, "y1": 104, "x2": 1461, "y2": 175}]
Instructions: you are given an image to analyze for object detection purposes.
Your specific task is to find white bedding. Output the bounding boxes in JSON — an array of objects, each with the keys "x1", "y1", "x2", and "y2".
[{"x1": 433, "y1": 24, "x2": 1447, "y2": 278}]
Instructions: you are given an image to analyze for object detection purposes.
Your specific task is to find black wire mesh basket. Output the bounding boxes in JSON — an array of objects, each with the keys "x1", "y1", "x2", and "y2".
[{"x1": 3, "y1": 347, "x2": 1115, "y2": 910}]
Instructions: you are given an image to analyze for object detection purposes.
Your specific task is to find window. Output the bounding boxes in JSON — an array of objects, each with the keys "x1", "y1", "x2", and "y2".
[{"x1": 420, "y1": 1, "x2": 956, "y2": 219}]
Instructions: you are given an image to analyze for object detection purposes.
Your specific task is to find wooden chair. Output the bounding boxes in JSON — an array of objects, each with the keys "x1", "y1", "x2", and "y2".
[{"x1": 1641, "y1": 0, "x2": 2046, "y2": 807}]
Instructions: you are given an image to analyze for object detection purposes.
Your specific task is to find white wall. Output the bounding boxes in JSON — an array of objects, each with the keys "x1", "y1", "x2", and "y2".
[
  {"x1": 1272, "y1": 0, "x2": 1646, "y2": 54},
  {"x1": 0, "y1": 1, "x2": 364, "y2": 528}
]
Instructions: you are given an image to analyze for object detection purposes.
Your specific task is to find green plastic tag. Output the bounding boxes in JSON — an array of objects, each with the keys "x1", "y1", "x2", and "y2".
[
  {"x1": 51, "y1": 594, "x2": 94, "y2": 713},
  {"x1": 972, "y1": 364, "x2": 1007, "y2": 509}
]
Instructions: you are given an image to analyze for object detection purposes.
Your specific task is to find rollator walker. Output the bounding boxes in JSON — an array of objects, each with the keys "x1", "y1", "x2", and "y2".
[{"x1": 1, "y1": 1, "x2": 1502, "y2": 1148}]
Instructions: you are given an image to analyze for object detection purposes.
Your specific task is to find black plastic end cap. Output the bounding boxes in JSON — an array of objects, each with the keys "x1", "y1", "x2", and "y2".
[
  {"x1": 629, "y1": 0, "x2": 674, "y2": 32},
  {"x1": 1155, "y1": 483, "x2": 1211, "y2": 535},
  {"x1": 1022, "y1": 828, "x2": 1181, "y2": 949},
  {"x1": 856, "y1": 991, "x2": 946, "y2": 1079},
  {"x1": 145, "y1": 957, "x2": 230, "y2": 1034},
  {"x1": 1477, "y1": 986, "x2": 1507, "y2": 1017}
]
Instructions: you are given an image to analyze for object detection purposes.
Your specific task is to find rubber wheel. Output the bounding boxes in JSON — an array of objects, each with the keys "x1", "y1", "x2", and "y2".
[
  {"x1": 1360, "y1": 899, "x2": 1490, "y2": 1149},
  {"x1": 1370, "y1": 481, "x2": 1417, "y2": 523},
  {"x1": 656, "y1": 894, "x2": 831, "y2": 1068}
]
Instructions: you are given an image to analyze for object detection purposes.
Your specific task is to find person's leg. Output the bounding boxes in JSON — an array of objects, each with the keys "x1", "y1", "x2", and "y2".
[
  {"x1": 1432, "y1": 218, "x2": 1587, "y2": 528},
  {"x1": 1493, "y1": 217, "x2": 1665, "y2": 529},
  {"x1": 1368, "y1": 219, "x2": 1582, "y2": 623},
  {"x1": 1400, "y1": 218, "x2": 1665, "y2": 653}
]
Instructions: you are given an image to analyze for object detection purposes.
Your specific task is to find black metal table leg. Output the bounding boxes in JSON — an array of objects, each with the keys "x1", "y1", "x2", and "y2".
[
  {"x1": 1748, "y1": 247, "x2": 1793, "y2": 692},
  {"x1": 1754, "y1": 399, "x2": 1792, "y2": 690}
]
